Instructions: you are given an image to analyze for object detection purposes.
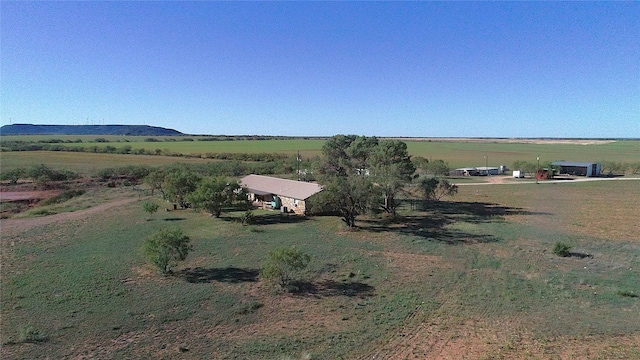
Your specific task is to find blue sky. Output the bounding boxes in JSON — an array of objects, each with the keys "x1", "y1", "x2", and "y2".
[{"x1": 1, "y1": 1, "x2": 638, "y2": 137}]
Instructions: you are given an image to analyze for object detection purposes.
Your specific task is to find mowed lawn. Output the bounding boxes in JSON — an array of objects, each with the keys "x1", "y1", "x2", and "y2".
[{"x1": 2, "y1": 180, "x2": 639, "y2": 359}]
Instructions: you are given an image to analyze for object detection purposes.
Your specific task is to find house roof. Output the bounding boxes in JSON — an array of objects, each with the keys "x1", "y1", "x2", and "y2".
[
  {"x1": 552, "y1": 161, "x2": 599, "y2": 167},
  {"x1": 240, "y1": 174, "x2": 323, "y2": 200}
]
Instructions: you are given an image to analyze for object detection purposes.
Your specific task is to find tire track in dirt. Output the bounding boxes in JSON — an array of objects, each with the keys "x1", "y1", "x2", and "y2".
[
  {"x1": 0, "y1": 197, "x2": 138, "y2": 239},
  {"x1": 356, "y1": 268, "x2": 471, "y2": 360}
]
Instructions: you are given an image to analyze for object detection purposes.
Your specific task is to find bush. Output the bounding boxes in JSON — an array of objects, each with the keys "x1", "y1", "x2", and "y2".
[
  {"x1": 240, "y1": 210, "x2": 255, "y2": 225},
  {"x1": 143, "y1": 201, "x2": 160, "y2": 220},
  {"x1": 553, "y1": 242, "x2": 572, "y2": 257},
  {"x1": 616, "y1": 290, "x2": 638, "y2": 298},
  {"x1": 17, "y1": 325, "x2": 48, "y2": 343},
  {"x1": 40, "y1": 190, "x2": 85, "y2": 206},
  {"x1": 142, "y1": 227, "x2": 192, "y2": 274},
  {"x1": 260, "y1": 247, "x2": 310, "y2": 290}
]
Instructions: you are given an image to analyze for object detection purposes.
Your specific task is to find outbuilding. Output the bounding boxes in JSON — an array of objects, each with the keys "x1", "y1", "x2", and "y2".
[
  {"x1": 452, "y1": 167, "x2": 479, "y2": 176},
  {"x1": 551, "y1": 161, "x2": 601, "y2": 177},
  {"x1": 475, "y1": 166, "x2": 500, "y2": 176},
  {"x1": 240, "y1": 174, "x2": 323, "y2": 215}
]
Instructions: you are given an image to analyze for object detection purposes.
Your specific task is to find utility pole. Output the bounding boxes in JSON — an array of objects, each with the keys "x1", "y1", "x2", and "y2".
[
  {"x1": 484, "y1": 155, "x2": 488, "y2": 175},
  {"x1": 296, "y1": 151, "x2": 301, "y2": 181},
  {"x1": 536, "y1": 155, "x2": 540, "y2": 184}
]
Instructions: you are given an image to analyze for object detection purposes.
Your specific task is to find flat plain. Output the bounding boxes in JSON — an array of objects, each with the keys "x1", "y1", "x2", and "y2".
[
  {"x1": 1, "y1": 138, "x2": 639, "y2": 359},
  {"x1": 1, "y1": 138, "x2": 639, "y2": 171}
]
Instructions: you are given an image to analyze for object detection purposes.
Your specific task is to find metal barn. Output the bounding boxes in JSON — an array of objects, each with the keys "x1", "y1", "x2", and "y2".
[{"x1": 551, "y1": 161, "x2": 601, "y2": 177}]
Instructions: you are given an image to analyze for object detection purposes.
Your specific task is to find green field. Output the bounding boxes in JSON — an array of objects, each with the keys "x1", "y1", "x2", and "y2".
[
  {"x1": 2, "y1": 179, "x2": 639, "y2": 359},
  {"x1": 2, "y1": 138, "x2": 638, "y2": 174},
  {"x1": 0, "y1": 152, "x2": 221, "y2": 177}
]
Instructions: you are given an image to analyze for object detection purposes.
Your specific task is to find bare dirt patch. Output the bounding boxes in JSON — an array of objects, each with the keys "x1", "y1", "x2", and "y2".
[
  {"x1": 0, "y1": 190, "x2": 61, "y2": 202},
  {"x1": 0, "y1": 197, "x2": 138, "y2": 238}
]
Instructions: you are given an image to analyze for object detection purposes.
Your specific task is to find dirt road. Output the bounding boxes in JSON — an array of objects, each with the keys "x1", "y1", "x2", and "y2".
[
  {"x1": 454, "y1": 176, "x2": 640, "y2": 186},
  {"x1": 0, "y1": 197, "x2": 138, "y2": 238}
]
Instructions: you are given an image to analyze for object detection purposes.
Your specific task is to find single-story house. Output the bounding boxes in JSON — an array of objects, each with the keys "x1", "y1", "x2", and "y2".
[
  {"x1": 551, "y1": 161, "x2": 601, "y2": 177},
  {"x1": 240, "y1": 174, "x2": 323, "y2": 215}
]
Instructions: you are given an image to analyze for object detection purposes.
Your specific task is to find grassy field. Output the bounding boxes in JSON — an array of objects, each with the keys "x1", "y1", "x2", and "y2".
[
  {"x1": 0, "y1": 152, "x2": 221, "y2": 177},
  {"x1": 2, "y1": 179, "x2": 638, "y2": 359},
  {"x1": 1, "y1": 139, "x2": 638, "y2": 175}
]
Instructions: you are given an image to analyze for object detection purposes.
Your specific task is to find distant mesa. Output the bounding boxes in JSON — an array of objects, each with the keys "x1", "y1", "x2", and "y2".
[{"x1": 0, "y1": 124, "x2": 183, "y2": 136}]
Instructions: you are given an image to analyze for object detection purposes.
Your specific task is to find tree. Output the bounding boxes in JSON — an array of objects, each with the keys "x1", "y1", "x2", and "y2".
[
  {"x1": 142, "y1": 227, "x2": 192, "y2": 274},
  {"x1": 319, "y1": 134, "x2": 358, "y2": 176},
  {"x1": 0, "y1": 168, "x2": 26, "y2": 185},
  {"x1": 420, "y1": 177, "x2": 458, "y2": 201},
  {"x1": 142, "y1": 201, "x2": 160, "y2": 220},
  {"x1": 553, "y1": 242, "x2": 572, "y2": 257},
  {"x1": 144, "y1": 169, "x2": 166, "y2": 198},
  {"x1": 369, "y1": 140, "x2": 416, "y2": 216},
  {"x1": 317, "y1": 135, "x2": 415, "y2": 224},
  {"x1": 424, "y1": 160, "x2": 450, "y2": 177},
  {"x1": 316, "y1": 135, "x2": 380, "y2": 228},
  {"x1": 163, "y1": 166, "x2": 200, "y2": 207},
  {"x1": 319, "y1": 175, "x2": 380, "y2": 228},
  {"x1": 25, "y1": 164, "x2": 78, "y2": 188},
  {"x1": 187, "y1": 176, "x2": 245, "y2": 217},
  {"x1": 511, "y1": 160, "x2": 537, "y2": 177},
  {"x1": 260, "y1": 247, "x2": 311, "y2": 290}
]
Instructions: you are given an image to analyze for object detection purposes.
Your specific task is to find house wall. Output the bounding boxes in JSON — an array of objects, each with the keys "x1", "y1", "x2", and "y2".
[{"x1": 279, "y1": 196, "x2": 307, "y2": 215}]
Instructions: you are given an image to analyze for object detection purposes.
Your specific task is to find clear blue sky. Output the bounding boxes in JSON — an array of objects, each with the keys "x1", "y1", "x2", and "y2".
[{"x1": 1, "y1": 2, "x2": 638, "y2": 137}]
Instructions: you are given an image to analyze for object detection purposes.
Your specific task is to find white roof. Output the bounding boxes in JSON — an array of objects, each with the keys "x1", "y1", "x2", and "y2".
[{"x1": 240, "y1": 174, "x2": 323, "y2": 200}]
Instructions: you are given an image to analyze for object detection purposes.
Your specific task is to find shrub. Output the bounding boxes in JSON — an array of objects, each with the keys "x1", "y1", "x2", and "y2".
[
  {"x1": 553, "y1": 242, "x2": 572, "y2": 257},
  {"x1": 142, "y1": 201, "x2": 160, "y2": 220},
  {"x1": 17, "y1": 325, "x2": 48, "y2": 343},
  {"x1": 240, "y1": 210, "x2": 255, "y2": 225},
  {"x1": 40, "y1": 190, "x2": 85, "y2": 206},
  {"x1": 260, "y1": 247, "x2": 310, "y2": 290},
  {"x1": 142, "y1": 227, "x2": 192, "y2": 274},
  {"x1": 616, "y1": 290, "x2": 638, "y2": 298}
]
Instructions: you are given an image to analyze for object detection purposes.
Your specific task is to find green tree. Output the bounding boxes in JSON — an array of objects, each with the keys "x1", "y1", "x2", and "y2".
[
  {"x1": 553, "y1": 242, "x2": 572, "y2": 257},
  {"x1": 420, "y1": 177, "x2": 458, "y2": 202},
  {"x1": 260, "y1": 247, "x2": 311, "y2": 290},
  {"x1": 144, "y1": 169, "x2": 166, "y2": 198},
  {"x1": 317, "y1": 135, "x2": 382, "y2": 228},
  {"x1": 369, "y1": 140, "x2": 416, "y2": 216},
  {"x1": 142, "y1": 201, "x2": 160, "y2": 220},
  {"x1": 163, "y1": 165, "x2": 200, "y2": 207},
  {"x1": 0, "y1": 168, "x2": 26, "y2": 185},
  {"x1": 26, "y1": 164, "x2": 77, "y2": 188},
  {"x1": 142, "y1": 227, "x2": 192, "y2": 274},
  {"x1": 319, "y1": 175, "x2": 380, "y2": 228},
  {"x1": 511, "y1": 160, "x2": 537, "y2": 177},
  {"x1": 424, "y1": 159, "x2": 450, "y2": 176},
  {"x1": 187, "y1": 176, "x2": 245, "y2": 217}
]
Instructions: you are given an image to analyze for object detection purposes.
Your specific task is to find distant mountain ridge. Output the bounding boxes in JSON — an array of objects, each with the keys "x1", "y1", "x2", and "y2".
[{"x1": 0, "y1": 124, "x2": 183, "y2": 136}]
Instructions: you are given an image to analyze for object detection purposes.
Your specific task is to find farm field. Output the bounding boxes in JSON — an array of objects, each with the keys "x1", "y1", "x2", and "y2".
[
  {"x1": 2, "y1": 138, "x2": 638, "y2": 170},
  {"x1": 2, "y1": 177, "x2": 639, "y2": 359},
  {"x1": 0, "y1": 152, "x2": 222, "y2": 177}
]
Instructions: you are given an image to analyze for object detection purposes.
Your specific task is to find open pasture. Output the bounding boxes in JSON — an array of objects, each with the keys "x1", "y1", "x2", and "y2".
[
  {"x1": 2, "y1": 178, "x2": 638, "y2": 359},
  {"x1": 0, "y1": 151, "x2": 221, "y2": 177},
  {"x1": 1, "y1": 138, "x2": 638, "y2": 174}
]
